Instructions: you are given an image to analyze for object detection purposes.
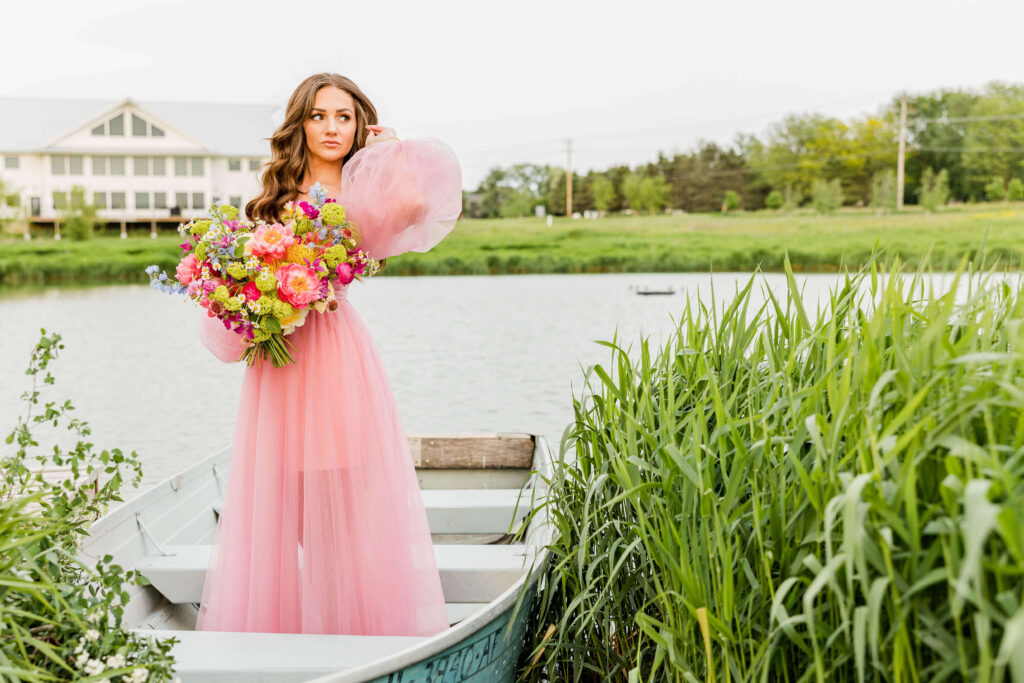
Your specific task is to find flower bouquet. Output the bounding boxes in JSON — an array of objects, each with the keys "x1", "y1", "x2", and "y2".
[{"x1": 146, "y1": 182, "x2": 380, "y2": 367}]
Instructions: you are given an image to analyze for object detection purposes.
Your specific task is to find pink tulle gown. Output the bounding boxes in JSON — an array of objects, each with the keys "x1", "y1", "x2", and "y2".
[{"x1": 192, "y1": 138, "x2": 462, "y2": 636}]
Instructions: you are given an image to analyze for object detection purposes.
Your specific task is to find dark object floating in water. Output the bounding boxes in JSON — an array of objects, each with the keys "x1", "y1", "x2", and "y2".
[{"x1": 632, "y1": 286, "x2": 676, "y2": 296}]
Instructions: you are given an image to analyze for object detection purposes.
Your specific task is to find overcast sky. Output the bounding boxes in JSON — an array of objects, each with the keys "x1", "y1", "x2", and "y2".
[{"x1": 1, "y1": 0, "x2": 1021, "y2": 189}]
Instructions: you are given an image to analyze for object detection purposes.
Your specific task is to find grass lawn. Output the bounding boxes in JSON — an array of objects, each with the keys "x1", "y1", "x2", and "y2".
[{"x1": 2, "y1": 203, "x2": 1023, "y2": 285}]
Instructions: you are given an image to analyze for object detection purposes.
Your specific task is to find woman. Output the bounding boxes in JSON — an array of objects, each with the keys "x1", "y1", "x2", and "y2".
[{"x1": 193, "y1": 73, "x2": 462, "y2": 636}]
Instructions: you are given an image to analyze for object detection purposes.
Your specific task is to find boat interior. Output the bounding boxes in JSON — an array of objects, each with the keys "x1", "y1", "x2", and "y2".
[{"x1": 77, "y1": 433, "x2": 551, "y2": 682}]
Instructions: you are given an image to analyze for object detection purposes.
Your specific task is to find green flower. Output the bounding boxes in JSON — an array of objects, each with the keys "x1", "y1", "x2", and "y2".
[
  {"x1": 253, "y1": 328, "x2": 271, "y2": 342},
  {"x1": 273, "y1": 299, "x2": 295, "y2": 319},
  {"x1": 212, "y1": 285, "x2": 229, "y2": 303},
  {"x1": 320, "y1": 203, "x2": 346, "y2": 225},
  {"x1": 225, "y1": 296, "x2": 242, "y2": 311},
  {"x1": 226, "y1": 262, "x2": 248, "y2": 279},
  {"x1": 324, "y1": 245, "x2": 348, "y2": 268},
  {"x1": 190, "y1": 219, "x2": 212, "y2": 237},
  {"x1": 194, "y1": 242, "x2": 208, "y2": 262},
  {"x1": 256, "y1": 294, "x2": 274, "y2": 310},
  {"x1": 220, "y1": 205, "x2": 239, "y2": 220},
  {"x1": 294, "y1": 218, "x2": 315, "y2": 236},
  {"x1": 255, "y1": 271, "x2": 277, "y2": 292}
]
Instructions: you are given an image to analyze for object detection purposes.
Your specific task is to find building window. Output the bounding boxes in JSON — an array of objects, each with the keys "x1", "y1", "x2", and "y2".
[
  {"x1": 4, "y1": 156, "x2": 19, "y2": 169},
  {"x1": 109, "y1": 156, "x2": 126, "y2": 176},
  {"x1": 152, "y1": 156, "x2": 166, "y2": 176},
  {"x1": 192, "y1": 192, "x2": 205, "y2": 209},
  {"x1": 132, "y1": 114, "x2": 147, "y2": 136},
  {"x1": 109, "y1": 113, "x2": 124, "y2": 136},
  {"x1": 51, "y1": 156, "x2": 66, "y2": 175},
  {"x1": 154, "y1": 192, "x2": 167, "y2": 209},
  {"x1": 92, "y1": 156, "x2": 107, "y2": 175},
  {"x1": 229, "y1": 195, "x2": 242, "y2": 208},
  {"x1": 91, "y1": 123, "x2": 105, "y2": 136},
  {"x1": 228, "y1": 159, "x2": 241, "y2": 171},
  {"x1": 249, "y1": 159, "x2": 259, "y2": 171},
  {"x1": 135, "y1": 192, "x2": 150, "y2": 209},
  {"x1": 134, "y1": 156, "x2": 150, "y2": 176},
  {"x1": 190, "y1": 157, "x2": 203, "y2": 176},
  {"x1": 68, "y1": 156, "x2": 83, "y2": 175},
  {"x1": 93, "y1": 191, "x2": 107, "y2": 209},
  {"x1": 151, "y1": 125, "x2": 165, "y2": 137},
  {"x1": 175, "y1": 192, "x2": 188, "y2": 209},
  {"x1": 111, "y1": 192, "x2": 126, "y2": 209},
  {"x1": 174, "y1": 157, "x2": 188, "y2": 176},
  {"x1": 52, "y1": 191, "x2": 68, "y2": 210}
]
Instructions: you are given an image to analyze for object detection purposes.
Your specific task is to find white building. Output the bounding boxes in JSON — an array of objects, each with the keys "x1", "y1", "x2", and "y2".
[{"x1": 0, "y1": 96, "x2": 282, "y2": 229}]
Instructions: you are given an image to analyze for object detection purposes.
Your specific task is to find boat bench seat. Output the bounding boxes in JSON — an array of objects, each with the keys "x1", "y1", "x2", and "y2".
[
  {"x1": 212, "y1": 488, "x2": 533, "y2": 535},
  {"x1": 129, "y1": 628, "x2": 429, "y2": 682},
  {"x1": 136, "y1": 544, "x2": 534, "y2": 605}
]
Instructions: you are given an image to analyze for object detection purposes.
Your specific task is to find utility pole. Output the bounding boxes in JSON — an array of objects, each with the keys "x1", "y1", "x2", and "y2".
[
  {"x1": 565, "y1": 138, "x2": 573, "y2": 218},
  {"x1": 897, "y1": 94, "x2": 907, "y2": 211}
]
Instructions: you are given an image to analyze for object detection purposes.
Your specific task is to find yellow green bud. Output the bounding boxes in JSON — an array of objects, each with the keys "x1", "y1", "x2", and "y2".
[
  {"x1": 220, "y1": 205, "x2": 239, "y2": 220},
  {"x1": 190, "y1": 219, "x2": 212, "y2": 237},
  {"x1": 255, "y1": 271, "x2": 277, "y2": 292},
  {"x1": 320, "y1": 203, "x2": 346, "y2": 225},
  {"x1": 212, "y1": 285, "x2": 229, "y2": 303},
  {"x1": 225, "y1": 297, "x2": 242, "y2": 311},
  {"x1": 226, "y1": 263, "x2": 247, "y2": 279}
]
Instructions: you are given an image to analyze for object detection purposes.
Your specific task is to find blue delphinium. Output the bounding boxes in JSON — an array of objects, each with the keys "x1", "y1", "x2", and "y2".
[{"x1": 310, "y1": 182, "x2": 328, "y2": 207}]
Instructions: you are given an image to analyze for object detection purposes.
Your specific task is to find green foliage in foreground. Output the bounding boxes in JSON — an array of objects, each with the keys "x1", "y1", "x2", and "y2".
[
  {"x1": 517, "y1": 256, "x2": 1024, "y2": 681},
  {"x1": 2, "y1": 331, "x2": 179, "y2": 681}
]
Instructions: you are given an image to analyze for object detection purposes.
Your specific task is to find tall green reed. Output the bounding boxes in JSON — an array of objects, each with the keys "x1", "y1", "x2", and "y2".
[{"x1": 516, "y1": 256, "x2": 1024, "y2": 682}]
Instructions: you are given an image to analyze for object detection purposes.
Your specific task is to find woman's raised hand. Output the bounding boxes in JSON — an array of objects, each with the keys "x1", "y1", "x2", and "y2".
[{"x1": 365, "y1": 125, "x2": 399, "y2": 146}]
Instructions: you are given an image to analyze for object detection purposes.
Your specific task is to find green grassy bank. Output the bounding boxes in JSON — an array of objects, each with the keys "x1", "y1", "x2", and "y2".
[{"x1": 2, "y1": 203, "x2": 1024, "y2": 285}]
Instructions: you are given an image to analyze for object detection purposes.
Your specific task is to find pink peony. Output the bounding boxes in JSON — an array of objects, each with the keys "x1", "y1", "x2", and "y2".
[
  {"x1": 176, "y1": 254, "x2": 200, "y2": 285},
  {"x1": 275, "y1": 263, "x2": 321, "y2": 308},
  {"x1": 249, "y1": 222, "x2": 296, "y2": 261},
  {"x1": 335, "y1": 262, "x2": 355, "y2": 285},
  {"x1": 241, "y1": 281, "x2": 260, "y2": 301}
]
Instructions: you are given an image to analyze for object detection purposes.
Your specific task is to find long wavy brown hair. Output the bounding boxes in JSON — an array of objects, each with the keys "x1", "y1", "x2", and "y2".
[{"x1": 246, "y1": 73, "x2": 378, "y2": 223}]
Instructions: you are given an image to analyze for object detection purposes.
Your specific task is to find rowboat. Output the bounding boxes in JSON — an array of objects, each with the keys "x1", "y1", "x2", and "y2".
[{"x1": 77, "y1": 432, "x2": 554, "y2": 682}]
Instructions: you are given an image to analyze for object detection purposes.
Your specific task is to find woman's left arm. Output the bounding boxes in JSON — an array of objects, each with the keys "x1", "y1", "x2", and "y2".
[{"x1": 341, "y1": 130, "x2": 463, "y2": 260}]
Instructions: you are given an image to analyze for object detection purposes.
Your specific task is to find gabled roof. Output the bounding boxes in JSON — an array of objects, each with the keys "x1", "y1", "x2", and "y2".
[{"x1": 0, "y1": 96, "x2": 283, "y2": 156}]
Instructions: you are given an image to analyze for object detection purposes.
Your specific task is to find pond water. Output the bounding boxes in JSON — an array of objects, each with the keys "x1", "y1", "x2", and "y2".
[{"x1": 0, "y1": 271, "x2": 960, "y2": 502}]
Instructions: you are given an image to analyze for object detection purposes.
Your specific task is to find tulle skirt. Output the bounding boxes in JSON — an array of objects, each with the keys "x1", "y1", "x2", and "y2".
[{"x1": 195, "y1": 282, "x2": 450, "y2": 636}]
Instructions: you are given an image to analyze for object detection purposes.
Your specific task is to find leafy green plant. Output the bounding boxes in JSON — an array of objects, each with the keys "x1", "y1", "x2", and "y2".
[
  {"x1": 811, "y1": 178, "x2": 844, "y2": 213},
  {"x1": 985, "y1": 176, "x2": 1007, "y2": 202},
  {"x1": 61, "y1": 186, "x2": 104, "y2": 242},
  {"x1": 2, "y1": 330, "x2": 179, "y2": 682},
  {"x1": 722, "y1": 190, "x2": 741, "y2": 212},
  {"x1": 765, "y1": 190, "x2": 784, "y2": 210},
  {"x1": 919, "y1": 167, "x2": 951, "y2": 212},
  {"x1": 1008, "y1": 178, "x2": 1024, "y2": 202},
  {"x1": 869, "y1": 170, "x2": 896, "y2": 212},
  {"x1": 516, "y1": 255, "x2": 1024, "y2": 682}
]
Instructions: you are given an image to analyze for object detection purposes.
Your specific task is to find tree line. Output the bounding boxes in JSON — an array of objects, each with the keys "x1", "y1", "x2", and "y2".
[{"x1": 463, "y1": 81, "x2": 1024, "y2": 217}]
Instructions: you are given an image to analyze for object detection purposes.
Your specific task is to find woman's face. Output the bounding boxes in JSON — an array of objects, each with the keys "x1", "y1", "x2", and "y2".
[{"x1": 303, "y1": 86, "x2": 358, "y2": 165}]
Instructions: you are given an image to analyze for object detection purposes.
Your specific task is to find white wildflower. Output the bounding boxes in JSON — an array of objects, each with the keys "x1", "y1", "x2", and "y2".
[
  {"x1": 73, "y1": 640, "x2": 85, "y2": 654},
  {"x1": 105, "y1": 653, "x2": 126, "y2": 669},
  {"x1": 75, "y1": 651, "x2": 90, "y2": 668},
  {"x1": 84, "y1": 628, "x2": 101, "y2": 641},
  {"x1": 87, "y1": 610, "x2": 104, "y2": 624},
  {"x1": 126, "y1": 668, "x2": 149, "y2": 683},
  {"x1": 84, "y1": 658, "x2": 105, "y2": 675}
]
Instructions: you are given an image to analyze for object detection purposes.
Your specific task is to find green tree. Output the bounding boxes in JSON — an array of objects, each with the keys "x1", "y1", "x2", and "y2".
[
  {"x1": 61, "y1": 185, "x2": 103, "y2": 241},
  {"x1": 984, "y1": 176, "x2": 1007, "y2": 201},
  {"x1": 919, "y1": 168, "x2": 950, "y2": 212},
  {"x1": 811, "y1": 178, "x2": 843, "y2": 214},
  {"x1": 764, "y1": 189, "x2": 783, "y2": 210},
  {"x1": 1008, "y1": 178, "x2": 1024, "y2": 201},
  {"x1": 591, "y1": 176, "x2": 616, "y2": 214},
  {"x1": 869, "y1": 170, "x2": 897, "y2": 212},
  {"x1": 781, "y1": 184, "x2": 801, "y2": 212},
  {"x1": 722, "y1": 190, "x2": 741, "y2": 212}
]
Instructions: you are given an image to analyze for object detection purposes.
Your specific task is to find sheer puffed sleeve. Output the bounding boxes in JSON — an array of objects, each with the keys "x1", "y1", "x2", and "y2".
[
  {"x1": 341, "y1": 138, "x2": 463, "y2": 259},
  {"x1": 198, "y1": 312, "x2": 246, "y2": 363}
]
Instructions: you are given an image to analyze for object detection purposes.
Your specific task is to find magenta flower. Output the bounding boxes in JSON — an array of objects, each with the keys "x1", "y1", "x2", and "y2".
[
  {"x1": 298, "y1": 201, "x2": 320, "y2": 220},
  {"x1": 335, "y1": 262, "x2": 355, "y2": 285},
  {"x1": 241, "y1": 281, "x2": 260, "y2": 301}
]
